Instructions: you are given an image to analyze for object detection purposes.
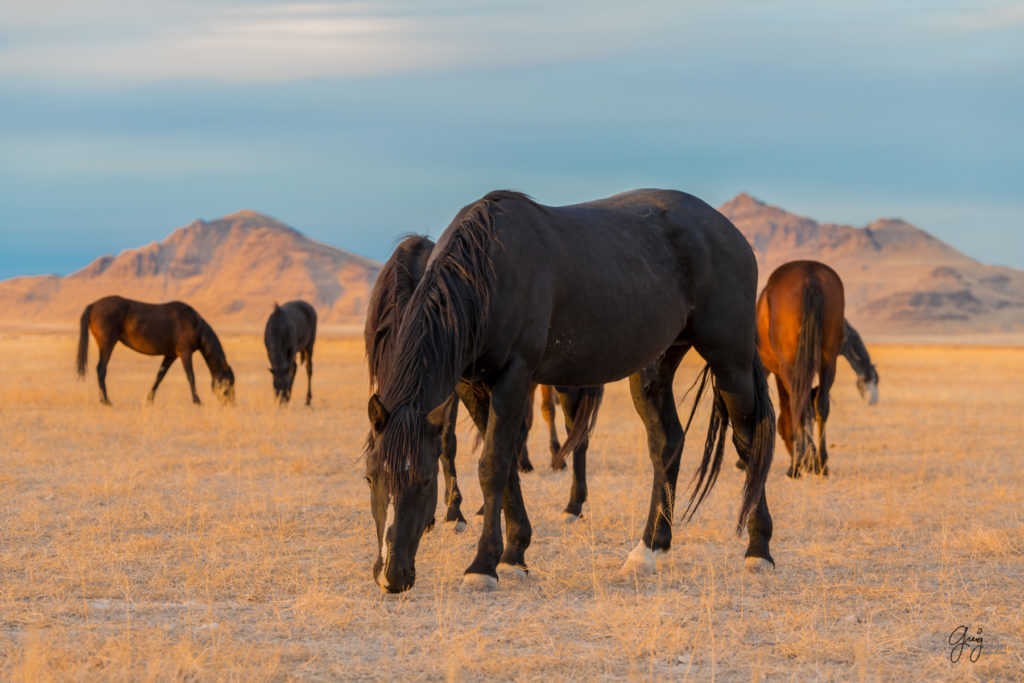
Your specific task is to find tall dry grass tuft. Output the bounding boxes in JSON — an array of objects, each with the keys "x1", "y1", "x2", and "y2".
[{"x1": 1, "y1": 331, "x2": 1022, "y2": 679}]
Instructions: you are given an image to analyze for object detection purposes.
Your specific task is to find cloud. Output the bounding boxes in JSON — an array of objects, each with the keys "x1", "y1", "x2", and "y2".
[
  {"x1": 0, "y1": 0, "x2": 682, "y2": 84},
  {"x1": 929, "y1": 0, "x2": 1024, "y2": 31}
]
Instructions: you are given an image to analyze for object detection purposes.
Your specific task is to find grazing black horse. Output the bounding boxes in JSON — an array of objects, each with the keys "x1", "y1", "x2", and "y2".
[
  {"x1": 364, "y1": 236, "x2": 602, "y2": 534},
  {"x1": 365, "y1": 190, "x2": 775, "y2": 593},
  {"x1": 77, "y1": 295, "x2": 235, "y2": 405},
  {"x1": 264, "y1": 300, "x2": 317, "y2": 404},
  {"x1": 841, "y1": 320, "x2": 879, "y2": 405}
]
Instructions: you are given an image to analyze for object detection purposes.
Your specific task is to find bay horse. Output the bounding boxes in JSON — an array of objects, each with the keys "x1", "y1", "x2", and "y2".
[
  {"x1": 841, "y1": 320, "x2": 879, "y2": 405},
  {"x1": 364, "y1": 236, "x2": 602, "y2": 534},
  {"x1": 365, "y1": 189, "x2": 775, "y2": 593},
  {"x1": 755, "y1": 260, "x2": 844, "y2": 477},
  {"x1": 77, "y1": 295, "x2": 235, "y2": 405},
  {"x1": 264, "y1": 300, "x2": 317, "y2": 404}
]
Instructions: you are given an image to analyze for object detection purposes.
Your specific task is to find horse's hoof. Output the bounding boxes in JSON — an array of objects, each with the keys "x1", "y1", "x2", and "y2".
[
  {"x1": 496, "y1": 563, "x2": 528, "y2": 581},
  {"x1": 563, "y1": 511, "x2": 582, "y2": 524},
  {"x1": 444, "y1": 519, "x2": 467, "y2": 533},
  {"x1": 619, "y1": 541, "x2": 658, "y2": 576},
  {"x1": 462, "y1": 573, "x2": 498, "y2": 591},
  {"x1": 744, "y1": 556, "x2": 776, "y2": 574},
  {"x1": 519, "y1": 461, "x2": 534, "y2": 473},
  {"x1": 550, "y1": 461, "x2": 567, "y2": 472},
  {"x1": 424, "y1": 518, "x2": 435, "y2": 533}
]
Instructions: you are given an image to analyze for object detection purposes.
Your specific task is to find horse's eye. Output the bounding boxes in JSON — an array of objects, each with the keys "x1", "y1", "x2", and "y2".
[{"x1": 364, "y1": 475, "x2": 372, "y2": 487}]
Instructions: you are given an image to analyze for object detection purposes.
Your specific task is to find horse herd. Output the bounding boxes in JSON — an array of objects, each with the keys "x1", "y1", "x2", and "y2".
[{"x1": 74, "y1": 188, "x2": 879, "y2": 594}]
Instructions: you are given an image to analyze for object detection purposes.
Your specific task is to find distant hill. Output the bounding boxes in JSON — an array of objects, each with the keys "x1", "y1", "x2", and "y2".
[
  {"x1": 718, "y1": 194, "x2": 1024, "y2": 335},
  {"x1": 0, "y1": 211, "x2": 381, "y2": 330},
  {"x1": 2, "y1": 198, "x2": 1021, "y2": 336}
]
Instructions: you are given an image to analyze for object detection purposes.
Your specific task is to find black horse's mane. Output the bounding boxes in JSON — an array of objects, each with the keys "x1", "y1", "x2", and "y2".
[
  {"x1": 364, "y1": 235, "x2": 434, "y2": 392},
  {"x1": 373, "y1": 191, "x2": 528, "y2": 495}
]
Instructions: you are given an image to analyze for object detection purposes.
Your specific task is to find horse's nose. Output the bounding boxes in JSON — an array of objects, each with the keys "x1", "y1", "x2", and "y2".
[{"x1": 375, "y1": 561, "x2": 415, "y2": 593}]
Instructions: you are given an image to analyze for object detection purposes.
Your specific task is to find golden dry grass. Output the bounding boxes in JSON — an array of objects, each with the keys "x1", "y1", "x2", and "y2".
[{"x1": 1, "y1": 331, "x2": 1022, "y2": 681}]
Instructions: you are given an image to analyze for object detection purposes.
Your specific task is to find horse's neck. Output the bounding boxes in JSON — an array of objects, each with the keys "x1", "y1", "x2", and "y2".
[
  {"x1": 841, "y1": 338, "x2": 873, "y2": 380},
  {"x1": 198, "y1": 329, "x2": 227, "y2": 376}
]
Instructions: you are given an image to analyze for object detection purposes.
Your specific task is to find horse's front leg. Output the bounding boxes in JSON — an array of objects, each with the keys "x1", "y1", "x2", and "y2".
[
  {"x1": 438, "y1": 394, "x2": 466, "y2": 532},
  {"x1": 179, "y1": 351, "x2": 201, "y2": 405},
  {"x1": 464, "y1": 358, "x2": 532, "y2": 590},
  {"x1": 303, "y1": 348, "x2": 313, "y2": 406}
]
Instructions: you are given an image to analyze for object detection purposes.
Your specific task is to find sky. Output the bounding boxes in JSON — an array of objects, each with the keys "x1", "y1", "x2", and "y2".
[{"x1": 1, "y1": 0, "x2": 1022, "y2": 278}]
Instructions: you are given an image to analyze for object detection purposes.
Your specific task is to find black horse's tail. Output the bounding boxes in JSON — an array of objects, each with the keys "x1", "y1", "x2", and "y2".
[
  {"x1": 76, "y1": 303, "x2": 93, "y2": 378},
  {"x1": 682, "y1": 358, "x2": 775, "y2": 535},
  {"x1": 735, "y1": 356, "x2": 775, "y2": 533},
  {"x1": 552, "y1": 386, "x2": 604, "y2": 468},
  {"x1": 682, "y1": 365, "x2": 727, "y2": 523},
  {"x1": 791, "y1": 282, "x2": 823, "y2": 454}
]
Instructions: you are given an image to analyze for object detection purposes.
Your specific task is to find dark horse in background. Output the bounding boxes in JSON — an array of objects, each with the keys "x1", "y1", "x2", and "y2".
[
  {"x1": 365, "y1": 189, "x2": 775, "y2": 593},
  {"x1": 264, "y1": 300, "x2": 317, "y2": 404},
  {"x1": 756, "y1": 260, "x2": 844, "y2": 477},
  {"x1": 364, "y1": 236, "x2": 603, "y2": 534},
  {"x1": 841, "y1": 320, "x2": 879, "y2": 405},
  {"x1": 77, "y1": 295, "x2": 235, "y2": 405}
]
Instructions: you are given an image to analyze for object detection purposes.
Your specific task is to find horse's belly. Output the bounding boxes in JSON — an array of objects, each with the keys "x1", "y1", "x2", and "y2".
[{"x1": 533, "y1": 317, "x2": 682, "y2": 386}]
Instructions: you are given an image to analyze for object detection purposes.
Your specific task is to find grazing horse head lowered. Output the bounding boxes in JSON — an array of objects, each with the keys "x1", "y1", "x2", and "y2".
[{"x1": 365, "y1": 189, "x2": 776, "y2": 593}]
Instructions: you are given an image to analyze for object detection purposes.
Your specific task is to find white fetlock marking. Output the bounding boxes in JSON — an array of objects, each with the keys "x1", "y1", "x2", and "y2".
[
  {"x1": 443, "y1": 520, "x2": 467, "y2": 534},
  {"x1": 563, "y1": 512, "x2": 580, "y2": 524},
  {"x1": 496, "y1": 563, "x2": 528, "y2": 580},
  {"x1": 744, "y1": 556, "x2": 775, "y2": 573},
  {"x1": 620, "y1": 541, "x2": 658, "y2": 575},
  {"x1": 462, "y1": 573, "x2": 498, "y2": 591}
]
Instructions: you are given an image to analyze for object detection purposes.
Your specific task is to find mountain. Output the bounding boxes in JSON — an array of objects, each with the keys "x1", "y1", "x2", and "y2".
[
  {"x1": 0, "y1": 211, "x2": 381, "y2": 330},
  {"x1": 718, "y1": 193, "x2": 1024, "y2": 335}
]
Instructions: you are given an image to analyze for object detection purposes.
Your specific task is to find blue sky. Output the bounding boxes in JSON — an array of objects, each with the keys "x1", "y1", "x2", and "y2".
[{"x1": 1, "y1": 0, "x2": 1022, "y2": 278}]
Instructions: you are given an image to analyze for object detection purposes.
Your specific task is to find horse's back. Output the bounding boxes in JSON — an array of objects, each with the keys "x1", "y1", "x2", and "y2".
[
  {"x1": 757, "y1": 261, "x2": 845, "y2": 371},
  {"x1": 454, "y1": 189, "x2": 757, "y2": 385}
]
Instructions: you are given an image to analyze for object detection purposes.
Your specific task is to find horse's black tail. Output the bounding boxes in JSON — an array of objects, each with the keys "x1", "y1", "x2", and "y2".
[
  {"x1": 682, "y1": 364, "x2": 728, "y2": 523},
  {"x1": 791, "y1": 282, "x2": 823, "y2": 466},
  {"x1": 735, "y1": 356, "x2": 775, "y2": 534},
  {"x1": 552, "y1": 386, "x2": 604, "y2": 468},
  {"x1": 76, "y1": 303, "x2": 93, "y2": 378}
]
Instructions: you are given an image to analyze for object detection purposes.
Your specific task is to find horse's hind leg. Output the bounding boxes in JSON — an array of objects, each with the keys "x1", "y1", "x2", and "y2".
[
  {"x1": 700, "y1": 343, "x2": 776, "y2": 572},
  {"x1": 96, "y1": 339, "x2": 115, "y2": 406},
  {"x1": 148, "y1": 355, "x2": 176, "y2": 403},
  {"x1": 557, "y1": 387, "x2": 589, "y2": 521},
  {"x1": 620, "y1": 344, "x2": 688, "y2": 576},
  {"x1": 179, "y1": 351, "x2": 201, "y2": 404},
  {"x1": 518, "y1": 383, "x2": 536, "y2": 473},
  {"x1": 540, "y1": 385, "x2": 562, "y2": 467},
  {"x1": 302, "y1": 347, "x2": 313, "y2": 406},
  {"x1": 438, "y1": 395, "x2": 467, "y2": 532},
  {"x1": 812, "y1": 363, "x2": 836, "y2": 475}
]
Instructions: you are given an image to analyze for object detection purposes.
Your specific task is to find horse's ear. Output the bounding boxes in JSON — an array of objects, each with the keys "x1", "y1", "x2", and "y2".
[
  {"x1": 274, "y1": 301, "x2": 281, "y2": 311},
  {"x1": 368, "y1": 394, "x2": 390, "y2": 432},
  {"x1": 425, "y1": 400, "x2": 448, "y2": 429}
]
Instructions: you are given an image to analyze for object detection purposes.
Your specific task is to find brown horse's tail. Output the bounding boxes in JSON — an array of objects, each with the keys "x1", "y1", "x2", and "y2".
[
  {"x1": 790, "y1": 281, "x2": 823, "y2": 443},
  {"x1": 77, "y1": 303, "x2": 93, "y2": 378},
  {"x1": 552, "y1": 386, "x2": 604, "y2": 467}
]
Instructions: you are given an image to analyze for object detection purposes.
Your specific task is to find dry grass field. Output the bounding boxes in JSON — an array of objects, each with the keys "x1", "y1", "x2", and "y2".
[{"x1": 1, "y1": 331, "x2": 1022, "y2": 681}]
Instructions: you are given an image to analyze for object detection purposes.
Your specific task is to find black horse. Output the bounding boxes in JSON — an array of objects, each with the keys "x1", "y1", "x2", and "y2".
[
  {"x1": 841, "y1": 320, "x2": 879, "y2": 405},
  {"x1": 365, "y1": 189, "x2": 775, "y2": 593},
  {"x1": 365, "y1": 236, "x2": 603, "y2": 534},
  {"x1": 77, "y1": 295, "x2": 235, "y2": 405},
  {"x1": 264, "y1": 300, "x2": 317, "y2": 405}
]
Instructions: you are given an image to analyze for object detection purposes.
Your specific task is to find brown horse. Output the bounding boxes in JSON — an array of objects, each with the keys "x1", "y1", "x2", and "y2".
[
  {"x1": 755, "y1": 260, "x2": 844, "y2": 477},
  {"x1": 77, "y1": 295, "x2": 235, "y2": 405}
]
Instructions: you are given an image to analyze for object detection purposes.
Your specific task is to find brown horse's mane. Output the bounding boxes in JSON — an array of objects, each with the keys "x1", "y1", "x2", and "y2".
[{"x1": 373, "y1": 191, "x2": 530, "y2": 495}]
